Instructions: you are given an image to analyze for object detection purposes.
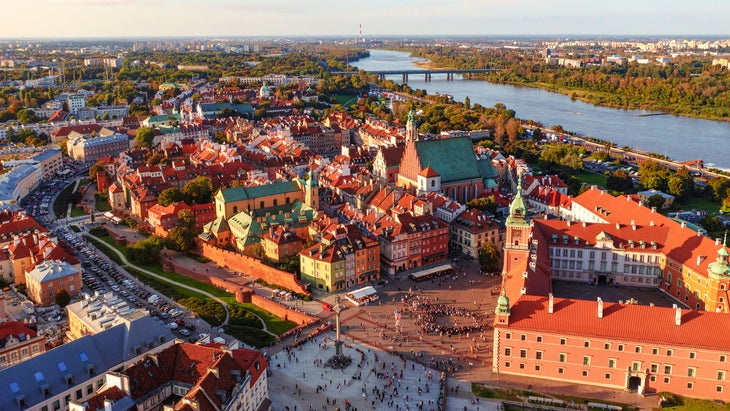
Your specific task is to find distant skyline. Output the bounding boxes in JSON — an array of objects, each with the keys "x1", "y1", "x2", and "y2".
[{"x1": 1, "y1": 0, "x2": 728, "y2": 39}]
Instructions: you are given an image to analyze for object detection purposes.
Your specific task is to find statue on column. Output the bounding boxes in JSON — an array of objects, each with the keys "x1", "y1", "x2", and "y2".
[{"x1": 325, "y1": 295, "x2": 352, "y2": 369}]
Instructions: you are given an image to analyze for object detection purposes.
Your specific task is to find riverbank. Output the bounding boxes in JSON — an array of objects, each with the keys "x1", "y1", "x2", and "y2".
[{"x1": 387, "y1": 48, "x2": 730, "y2": 123}]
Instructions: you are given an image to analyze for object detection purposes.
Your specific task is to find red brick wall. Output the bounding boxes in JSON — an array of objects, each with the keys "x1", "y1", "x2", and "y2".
[
  {"x1": 161, "y1": 255, "x2": 317, "y2": 330},
  {"x1": 250, "y1": 294, "x2": 317, "y2": 326},
  {"x1": 199, "y1": 242, "x2": 310, "y2": 296}
]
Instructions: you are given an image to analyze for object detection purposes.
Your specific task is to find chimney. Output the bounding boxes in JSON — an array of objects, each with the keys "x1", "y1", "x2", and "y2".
[
  {"x1": 208, "y1": 367, "x2": 220, "y2": 378},
  {"x1": 650, "y1": 221, "x2": 654, "y2": 227},
  {"x1": 638, "y1": 201, "x2": 644, "y2": 208},
  {"x1": 615, "y1": 223, "x2": 620, "y2": 230},
  {"x1": 597, "y1": 297, "x2": 604, "y2": 319},
  {"x1": 104, "y1": 399, "x2": 114, "y2": 411},
  {"x1": 548, "y1": 293, "x2": 554, "y2": 314},
  {"x1": 674, "y1": 304, "x2": 681, "y2": 326},
  {"x1": 631, "y1": 220, "x2": 636, "y2": 230},
  {"x1": 681, "y1": 221, "x2": 686, "y2": 229},
  {"x1": 651, "y1": 207, "x2": 656, "y2": 213},
  {"x1": 717, "y1": 238, "x2": 722, "y2": 246}
]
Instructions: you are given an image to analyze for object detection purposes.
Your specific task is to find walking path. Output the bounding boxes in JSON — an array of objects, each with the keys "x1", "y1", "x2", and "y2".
[
  {"x1": 65, "y1": 177, "x2": 82, "y2": 219},
  {"x1": 83, "y1": 232, "x2": 236, "y2": 329}
]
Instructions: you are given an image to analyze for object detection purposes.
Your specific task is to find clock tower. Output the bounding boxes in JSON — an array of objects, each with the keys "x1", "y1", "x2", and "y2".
[{"x1": 503, "y1": 173, "x2": 531, "y2": 273}]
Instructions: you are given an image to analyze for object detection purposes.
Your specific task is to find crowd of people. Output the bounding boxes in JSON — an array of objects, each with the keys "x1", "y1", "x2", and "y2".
[{"x1": 415, "y1": 301, "x2": 488, "y2": 336}]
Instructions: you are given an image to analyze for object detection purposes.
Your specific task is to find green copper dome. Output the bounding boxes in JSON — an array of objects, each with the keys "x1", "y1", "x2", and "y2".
[{"x1": 495, "y1": 290, "x2": 511, "y2": 315}]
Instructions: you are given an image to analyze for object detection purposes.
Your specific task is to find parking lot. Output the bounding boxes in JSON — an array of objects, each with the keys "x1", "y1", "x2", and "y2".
[{"x1": 56, "y1": 225, "x2": 209, "y2": 343}]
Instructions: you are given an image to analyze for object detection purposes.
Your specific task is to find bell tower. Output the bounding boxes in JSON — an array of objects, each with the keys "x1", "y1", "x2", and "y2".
[
  {"x1": 304, "y1": 167, "x2": 319, "y2": 210},
  {"x1": 503, "y1": 173, "x2": 531, "y2": 273},
  {"x1": 406, "y1": 110, "x2": 418, "y2": 142}
]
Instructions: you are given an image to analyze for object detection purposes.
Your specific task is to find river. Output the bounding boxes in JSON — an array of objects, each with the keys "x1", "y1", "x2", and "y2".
[{"x1": 351, "y1": 49, "x2": 730, "y2": 170}]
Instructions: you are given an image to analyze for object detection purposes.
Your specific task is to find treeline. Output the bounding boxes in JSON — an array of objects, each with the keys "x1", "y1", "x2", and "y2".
[{"x1": 402, "y1": 46, "x2": 730, "y2": 121}]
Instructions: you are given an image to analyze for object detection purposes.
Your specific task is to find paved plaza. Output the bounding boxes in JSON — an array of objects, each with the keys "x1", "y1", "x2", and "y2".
[{"x1": 269, "y1": 331, "x2": 445, "y2": 411}]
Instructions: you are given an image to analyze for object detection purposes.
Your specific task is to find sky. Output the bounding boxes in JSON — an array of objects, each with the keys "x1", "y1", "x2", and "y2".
[{"x1": 1, "y1": 0, "x2": 728, "y2": 39}]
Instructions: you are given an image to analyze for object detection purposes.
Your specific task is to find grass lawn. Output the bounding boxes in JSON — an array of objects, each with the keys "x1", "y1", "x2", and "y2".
[
  {"x1": 85, "y1": 234, "x2": 296, "y2": 343},
  {"x1": 53, "y1": 183, "x2": 75, "y2": 217},
  {"x1": 575, "y1": 170, "x2": 608, "y2": 188},
  {"x1": 239, "y1": 302, "x2": 296, "y2": 335},
  {"x1": 333, "y1": 94, "x2": 358, "y2": 107},
  {"x1": 472, "y1": 383, "x2": 529, "y2": 402},
  {"x1": 675, "y1": 196, "x2": 721, "y2": 214},
  {"x1": 95, "y1": 201, "x2": 111, "y2": 212},
  {"x1": 654, "y1": 398, "x2": 730, "y2": 411},
  {"x1": 70, "y1": 207, "x2": 86, "y2": 217}
]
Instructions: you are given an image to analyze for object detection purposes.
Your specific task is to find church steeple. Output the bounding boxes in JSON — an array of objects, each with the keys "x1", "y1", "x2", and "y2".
[
  {"x1": 406, "y1": 110, "x2": 418, "y2": 142},
  {"x1": 506, "y1": 172, "x2": 528, "y2": 227}
]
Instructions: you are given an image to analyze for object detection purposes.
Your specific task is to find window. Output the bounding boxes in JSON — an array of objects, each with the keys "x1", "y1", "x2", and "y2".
[
  {"x1": 719, "y1": 371, "x2": 726, "y2": 381},
  {"x1": 560, "y1": 338, "x2": 566, "y2": 345},
  {"x1": 558, "y1": 367, "x2": 564, "y2": 374},
  {"x1": 687, "y1": 382, "x2": 694, "y2": 389},
  {"x1": 582, "y1": 370, "x2": 589, "y2": 377},
  {"x1": 505, "y1": 348, "x2": 512, "y2": 356},
  {"x1": 584, "y1": 341, "x2": 590, "y2": 348},
  {"x1": 689, "y1": 352, "x2": 696, "y2": 359},
  {"x1": 583, "y1": 356, "x2": 591, "y2": 366},
  {"x1": 535, "y1": 365, "x2": 541, "y2": 371},
  {"x1": 519, "y1": 363, "x2": 525, "y2": 369},
  {"x1": 536, "y1": 336, "x2": 543, "y2": 343},
  {"x1": 618, "y1": 344, "x2": 624, "y2": 352},
  {"x1": 664, "y1": 365, "x2": 672, "y2": 375},
  {"x1": 559, "y1": 353, "x2": 567, "y2": 363},
  {"x1": 87, "y1": 384, "x2": 93, "y2": 395},
  {"x1": 652, "y1": 348, "x2": 659, "y2": 355},
  {"x1": 521, "y1": 334, "x2": 526, "y2": 341},
  {"x1": 664, "y1": 377, "x2": 670, "y2": 384},
  {"x1": 605, "y1": 373, "x2": 611, "y2": 380},
  {"x1": 688, "y1": 368, "x2": 696, "y2": 377},
  {"x1": 632, "y1": 361, "x2": 642, "y2": 371},
  {"x1": 667, "y1": 349, "x2": 673, "y2": 357},
  {"x1": 604, "y1": 343, "x2": 610, "y2": 350},
  {"x1": 520, "y1": 349, "x2": 527, "y2": 358},
  {"x1": 722, "y1": 355, "x2": 727, "y2": 362},
  {"x1": 718, "y1": 386, "x2": 724, "y2": 393},
  {"x1": 505, "y1": 333, "x2": 512, "y2": 340},
  {"x1": 536, "y1": 351, "x2": 543, "y2": 360},
  {"x1": 635, "y1": 346, "x2": 642, "y2": 353},
  {"x1": 651, "y1": 363, "x2": 658, "y2": 373},
  {"x1": 505, "y1": 361, "x2": 511, "y2": 368}
]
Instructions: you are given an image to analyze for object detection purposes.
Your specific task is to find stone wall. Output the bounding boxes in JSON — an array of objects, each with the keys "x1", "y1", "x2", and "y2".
[
  {"x1": 161, "y1": 252, "x2": 318, "y2": 332},
  {"x1": 198, "y1": 242, "x2": 310, "y2": 296}
]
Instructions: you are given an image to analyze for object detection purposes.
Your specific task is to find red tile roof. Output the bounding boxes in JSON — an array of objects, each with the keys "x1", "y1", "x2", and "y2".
[
  {"x1": 80, "y1": 386, "x2": 128, "y2": 411},
  {"x1": 505, "y1": 294, "x2": 730, "y2": 350}
]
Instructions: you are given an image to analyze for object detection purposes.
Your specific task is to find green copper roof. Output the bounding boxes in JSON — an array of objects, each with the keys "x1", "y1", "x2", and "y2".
[
  {"x1": 414, "y1": 137, "x2": 481, "y2": 184},
  {"x1": 476, "y1": 158, "x2": 499, "y2": 180},
  {"x1": 495, "y1": 290, "x2": 510, "y2": 315},
  {"x1": 227, "y1": 200, "x2": 316, "y2": 247},
  {"x1": 219, "y1": 181, "x2": 301, "y2": 203},
  {"x1": 506, "y1": 173, "x2": 529, "y2": 227}
]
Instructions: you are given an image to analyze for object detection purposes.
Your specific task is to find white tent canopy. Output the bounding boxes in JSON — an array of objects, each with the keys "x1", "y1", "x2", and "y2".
[{"x1": 345, "y1": 286, "x2": 379, "y2": 306}]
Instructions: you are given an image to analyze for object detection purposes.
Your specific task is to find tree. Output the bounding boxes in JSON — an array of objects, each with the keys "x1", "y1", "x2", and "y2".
[
  {"x1": 182, "y1": 176, "x2": 215, "y2": 204},
  {"x1": 145, "y1": 151, "x2": 168, "y2": 166},
  {"x1": 55, "y1": 289, "x2": 71, "y2": 307},
  {"x1": 177, "y1": 209, "x2": 196, "y2": 231},
  {"x1": 464, "y1": 96, "x2": 471, "y2": 109},
  {"x1": 606, "y1": 169, "x2": 633, "y2": 192},
  {"x1": 646, "y1": 194, "x2": 666, "y2": 210},
  {"x1": 466, "y1": 198, "x2": 497, "y2": 216},
  {"x1": 88, "y1": 160, "x2": 107, "y2": 182},
  {"x1": 127, "y1": 236, "x2": 164, "y2": 265},
  {"x1": 134, "y1": 126, "x2": 155, "y2": 147},
  {"x1": 16, "y1": 109, "x2": 38, "y2": 124},
  {"x1": 166, "y1": 226, "x2": 196, "y2": 252},
  {"x1": 706, "y1": 177, "x2": 730, "y2": 201},
  {"x1": 158, "y1": 187, "x2": 186, "y2": 207},
  {"x1": 478, "y1": 241, "x2": 501, "y2": 273}
]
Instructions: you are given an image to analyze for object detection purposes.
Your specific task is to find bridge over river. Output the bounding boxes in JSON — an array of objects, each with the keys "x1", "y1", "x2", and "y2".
[{"x1": 333, "y1": 68, "x2": 500, "y2": 81}]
